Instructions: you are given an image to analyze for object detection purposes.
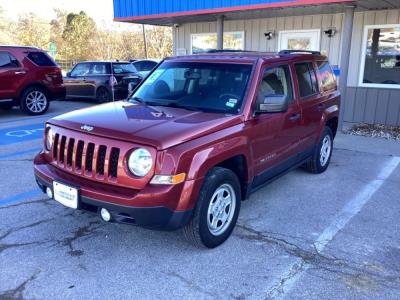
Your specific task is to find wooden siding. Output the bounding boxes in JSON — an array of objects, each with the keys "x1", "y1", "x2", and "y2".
[
  {"x1": 344, "y1": 87, "x2": 400, "y2": 126},
  {"x1": 174, "y1": 13, "x2": 344, "y2": 65}
]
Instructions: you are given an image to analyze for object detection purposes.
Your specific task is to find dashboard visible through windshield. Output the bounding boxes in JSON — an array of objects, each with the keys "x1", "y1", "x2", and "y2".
[{"x1": 129, "y1": 61, "x2": 253, "y2": 114}]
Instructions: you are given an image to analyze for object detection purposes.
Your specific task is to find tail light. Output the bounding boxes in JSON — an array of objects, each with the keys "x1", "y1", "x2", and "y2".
[
  {"x1": 47, "y1": 70, "x2": 63, "y2": 84},
  {"x1": 110, "y1": 76, "x2": 118, "y2": 87}
]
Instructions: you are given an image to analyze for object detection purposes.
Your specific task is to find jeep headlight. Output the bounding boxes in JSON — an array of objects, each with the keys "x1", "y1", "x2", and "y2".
[
  {"x1": 128, "y1": 148, "x2": 152, "y2": 177},
  {"x1": 46, "y1": 126, "x2": 53, "y2": 151}
]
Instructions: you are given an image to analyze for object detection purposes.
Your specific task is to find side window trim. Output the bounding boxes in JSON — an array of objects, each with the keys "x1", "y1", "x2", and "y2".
[
  {"x1": 70, "y1": 63, "x2": 90, "y2": 77},
  {"x1": 254, "y1": 63, "x2": 295, "y2": 110},
  {"x1": 0, "y1": 51, "x2": 20, "y2": 69},
  {"x1": 294, "y1": 61, "x2": 320, "y2": 100}
]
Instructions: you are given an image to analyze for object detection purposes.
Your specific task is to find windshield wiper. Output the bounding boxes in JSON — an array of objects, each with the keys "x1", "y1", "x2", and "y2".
[
  {"x1": 130, "y1": 97, "x2": 146, "y2": 104},
  {"x1": 151, "y1": 102, "x2": 201, "y2": 112}
]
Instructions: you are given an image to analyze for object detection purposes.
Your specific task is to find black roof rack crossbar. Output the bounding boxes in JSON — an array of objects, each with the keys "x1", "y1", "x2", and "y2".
[
  {"x1": 279, "y1": 50, "x2": 321, "y2": 55},
  {"x1": 205, "y1": 49, "x2": 254, "y2": 53}
]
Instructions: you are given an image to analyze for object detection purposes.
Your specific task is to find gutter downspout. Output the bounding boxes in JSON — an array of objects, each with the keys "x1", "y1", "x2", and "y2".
[
  {"x1": 217, "y1": 15, "x2": 224, "y2": 50},
  {"x1": 338, "y1": 5, "x2": 355, "y2": 131}
]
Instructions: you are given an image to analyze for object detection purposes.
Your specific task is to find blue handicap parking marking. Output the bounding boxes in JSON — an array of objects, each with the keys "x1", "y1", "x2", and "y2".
[{"x1": 0, "y1": 123, "x2": 45, "y2": 145}]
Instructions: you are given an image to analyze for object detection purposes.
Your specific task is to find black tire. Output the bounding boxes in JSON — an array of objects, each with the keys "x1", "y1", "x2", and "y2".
[
  {"x1": 20, "y1": 86, "x2": 49, "y2": 115},
  {"x1": 303, "y1": 126, "x2": 333, "y2": 174},
  {"x1": 183, "y1": 167, "x2": 241, "y2": 248},
  {"x1": 0, "y1": 104, "x2": 14, "y2": 110},
  {"x1": 96, "y1": 87, "x2": 111, "y2": 103}
]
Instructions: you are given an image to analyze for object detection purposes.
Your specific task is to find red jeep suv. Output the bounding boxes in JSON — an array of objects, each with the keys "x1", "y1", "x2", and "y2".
[
  {"x1": 34, "y1": 50, "x2": 340, "y2": 248},
  {"x1": 0, "y1": 46, "x2": 65, "y2": 115}
]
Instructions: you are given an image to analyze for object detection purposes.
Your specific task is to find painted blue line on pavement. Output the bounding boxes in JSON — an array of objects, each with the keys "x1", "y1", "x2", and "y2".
[
  {"x1": 0, "y1": 190, "x2": 42, "y2": 206},
  {"x1": 0, "y1": 147, "x2": 41, "y2": 159},
  {"x1": 0, "y1": 123, "x2": 44, "y2": 145}
]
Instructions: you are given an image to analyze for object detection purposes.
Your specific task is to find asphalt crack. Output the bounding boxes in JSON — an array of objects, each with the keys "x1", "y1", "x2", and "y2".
[
  {"x1": 235, "y1": 223, "x2": 400, "y2": 297},
  {"x1": 0, "y1": 270, "x2": 40, "y2": 300},
  {"x1": 162, "y1": 271, "x2": 215, "y2": 298},
  {"x1": 57, "y1": 219, "x2": 103, "y2": 257}
]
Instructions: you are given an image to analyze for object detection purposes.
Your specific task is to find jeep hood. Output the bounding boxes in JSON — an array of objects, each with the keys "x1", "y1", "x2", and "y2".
[{"x1": 49, "y1": 101, "x2": 242, "y2": 150}]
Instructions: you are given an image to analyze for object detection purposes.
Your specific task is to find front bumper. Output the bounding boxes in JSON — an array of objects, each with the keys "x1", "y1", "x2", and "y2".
[{"x1": 34, "y1": 153, "x2": 197, "y2": 230}]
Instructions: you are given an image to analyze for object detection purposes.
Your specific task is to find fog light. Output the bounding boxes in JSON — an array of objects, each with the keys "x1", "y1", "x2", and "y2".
[
  {"x1": 100, "y1": 208, "x2": 111, "y2": 222},
  {"x1": 46, "y1": 187, "x2": 53, "y2": 199}
]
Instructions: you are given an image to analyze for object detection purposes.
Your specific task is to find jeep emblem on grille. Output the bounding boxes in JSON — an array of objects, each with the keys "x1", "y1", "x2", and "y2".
[{"x1": 81, "y1": 125, "x2": 94, "y2": 132}]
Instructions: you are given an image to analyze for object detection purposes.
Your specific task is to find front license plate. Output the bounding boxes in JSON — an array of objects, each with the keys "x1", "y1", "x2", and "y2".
[{"x1": 53, "y1": 181, "x2": 78, "y2": 209}]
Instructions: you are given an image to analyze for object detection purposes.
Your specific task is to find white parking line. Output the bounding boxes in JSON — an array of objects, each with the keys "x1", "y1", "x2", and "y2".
[{"x1": 267, "y1": 156, "x2": 400, "y2": 299}]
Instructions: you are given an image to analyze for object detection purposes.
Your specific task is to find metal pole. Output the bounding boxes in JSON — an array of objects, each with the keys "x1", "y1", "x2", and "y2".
[
  {"x1": 142, "y1": 24, "x2": 148, "y2": 59},
  {"x1": 338, "y1": 5, "x2": 355, "y2": 131},
  {"x1": 217, "y1": 15, "x2": 224, "y2": 50}
]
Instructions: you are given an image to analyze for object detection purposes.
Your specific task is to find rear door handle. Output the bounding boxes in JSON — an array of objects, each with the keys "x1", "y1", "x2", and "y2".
[
  {"x1": 14, "y1": 71, "x2": 26, "y2": 75},
  {"x1": 289, "y1": 113, "x2": 301, "y2": 122}
]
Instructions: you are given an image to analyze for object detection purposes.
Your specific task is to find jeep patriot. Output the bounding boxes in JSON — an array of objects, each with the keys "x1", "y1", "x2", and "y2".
[{"x1": 34, "y1": 50, "x2": 340, "y2": 248}]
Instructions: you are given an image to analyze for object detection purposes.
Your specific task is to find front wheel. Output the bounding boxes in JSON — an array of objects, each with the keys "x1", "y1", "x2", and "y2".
[
  {"x1": 303, "y1": 126, "x2": 333, "y2": 174},
  {"x1": 183, "y1": 167, "x2": 241, "y2": 248}
]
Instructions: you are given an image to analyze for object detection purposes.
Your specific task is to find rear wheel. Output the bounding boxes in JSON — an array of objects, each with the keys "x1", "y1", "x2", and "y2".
[
  {"x1": 183, "y1": 167, "x2": 241, "y2": 248},
  {"x1": 96, "y1": 87, "x2": 111, "y2": 103},
  {"x1": 20, "y1": 87, "x2": 49, "y2": 115},
  {"x1": 303, "y1": 126, "x2": 333, "y2": 174}
]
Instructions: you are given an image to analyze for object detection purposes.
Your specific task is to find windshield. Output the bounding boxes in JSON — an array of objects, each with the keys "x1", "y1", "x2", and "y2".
[
  {"x1": 112, "y1": 63, "x2": 136, "y2": 74},
  {"x1": 130, "y1": 61, "x2": 253, "y2": 114}
]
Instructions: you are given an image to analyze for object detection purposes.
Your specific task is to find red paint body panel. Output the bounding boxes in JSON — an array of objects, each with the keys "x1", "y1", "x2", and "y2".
[
  {"x1": 34, "y1": 52, "x2": 340, "y2": 229},
  {"x1": 0, "y1": 46, "x2": 66, "y2": 104}
]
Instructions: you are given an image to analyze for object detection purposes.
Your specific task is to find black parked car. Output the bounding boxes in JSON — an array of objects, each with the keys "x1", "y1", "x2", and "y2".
[{"x1": 64, "y1": 61, "x2": 142, "y2": 102}]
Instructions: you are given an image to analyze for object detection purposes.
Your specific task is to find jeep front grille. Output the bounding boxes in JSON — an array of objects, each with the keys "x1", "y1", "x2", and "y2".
[{"x1": 53, "y1": 133, "x2": 120, "y2": 179}]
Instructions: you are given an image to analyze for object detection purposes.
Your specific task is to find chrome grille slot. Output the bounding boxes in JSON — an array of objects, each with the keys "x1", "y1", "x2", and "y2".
[
  {"x1": 53, "y1": 133, "x2": 59, "y2": 158},
  {"x1": 109, "y1": 148, "x2": 120, "y2": 178},
  {"x1": 76, "y1": 141, "x2": 84, "y2": 170},
  {"x1": 59, "y1": 136, "x2": 66, "y2": 163},
  {"x1": 67, "y1": 138, "x2": 75, "y2": 167},
  {"x1": 96, "y1": 145, "x2": 107, "y2": 176},
  {"x1": 85, "y1": 143, "x2": 95, "y2": 173}
]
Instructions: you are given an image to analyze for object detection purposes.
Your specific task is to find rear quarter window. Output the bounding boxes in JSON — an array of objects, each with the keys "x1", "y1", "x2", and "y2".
[
  {"x1": 316, "y1": 61, "x2": 337, "y2": 92},
  {"x1": 27, "y1": 52, "x2": 57, "y2": 67}
]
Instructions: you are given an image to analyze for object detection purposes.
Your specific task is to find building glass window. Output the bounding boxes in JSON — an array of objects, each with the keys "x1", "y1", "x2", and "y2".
[
  {"x1": 191, "y1": 32, "x2": 244, "y2": 54},
  {"x1": 360, "y1": 25, "x2": 400, "y2": 87}
]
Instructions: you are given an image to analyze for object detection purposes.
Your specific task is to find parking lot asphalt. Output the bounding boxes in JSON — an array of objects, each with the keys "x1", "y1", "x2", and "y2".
[{"x1": 0, "y1": 101, "x2": 399, "y2": 300}]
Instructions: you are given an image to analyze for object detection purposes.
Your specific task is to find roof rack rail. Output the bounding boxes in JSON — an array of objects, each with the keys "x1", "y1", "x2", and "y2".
[{"x1": 279, "y1": 50, "x2": 321, "y2": 55}]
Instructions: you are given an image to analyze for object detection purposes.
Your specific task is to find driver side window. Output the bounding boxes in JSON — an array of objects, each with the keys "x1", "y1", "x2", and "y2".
[{"x1": 256, "y1": 65, "x2": 293, "y2": 105}]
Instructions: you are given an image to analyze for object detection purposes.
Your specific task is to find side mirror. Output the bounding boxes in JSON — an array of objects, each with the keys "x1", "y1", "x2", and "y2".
[
  {"x1": 66, "y1": 72, "x2": 71, "y2": 77},
  {"x1": 255, "y1": 95, "x2": 288, "y2": 114}
]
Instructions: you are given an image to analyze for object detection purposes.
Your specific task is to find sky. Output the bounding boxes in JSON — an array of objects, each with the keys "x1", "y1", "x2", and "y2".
[{"x1": 0, "y1": 0, "x2": 123, "y2": 26}]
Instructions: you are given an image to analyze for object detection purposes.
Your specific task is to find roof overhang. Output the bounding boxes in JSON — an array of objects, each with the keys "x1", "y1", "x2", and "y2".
[{"x1": 113, "y1": 0, "x2": 399, "y2": 26}]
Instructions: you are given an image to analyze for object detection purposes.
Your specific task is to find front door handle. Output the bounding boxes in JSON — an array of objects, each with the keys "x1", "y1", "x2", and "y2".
[
  {"x1": 289, "y1": 113, "x2": 301, "y2": 122},
  {"x1": 14, "y1": 71, "x2": 26, "y2": 75}
]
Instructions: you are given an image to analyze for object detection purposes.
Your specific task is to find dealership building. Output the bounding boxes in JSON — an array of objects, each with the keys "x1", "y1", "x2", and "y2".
[{"x1": 113, "y1": 0, "x2": 400, "y2": 127}]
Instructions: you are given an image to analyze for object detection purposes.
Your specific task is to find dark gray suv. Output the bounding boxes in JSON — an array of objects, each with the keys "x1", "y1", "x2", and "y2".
[{"x1": 64, "y1": 61, "x2": 142, "y2": 102}]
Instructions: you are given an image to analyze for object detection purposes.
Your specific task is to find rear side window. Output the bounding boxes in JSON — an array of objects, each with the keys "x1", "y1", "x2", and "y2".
[
  {"x1": 27, "y1": 52, "x2": 56, "y2": 67},
  {"x1": 316, "y1": 61, "x2": 336, "y2": 92},
  {"x1": 294, "y1": 63, "x2": 319, "y2": 98},
  {"x1": 0, "y1": 51, "x2": 20, "y2": 68},
  {"x1": 112, "y1": 63, "x2": 136, "y2": 74},
  {"x1": 90, "y1": 63, "x2": 111, "y2": 75},
  {"x1": 70, "y1": 63, "x2": 91, "y2": 76}
]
